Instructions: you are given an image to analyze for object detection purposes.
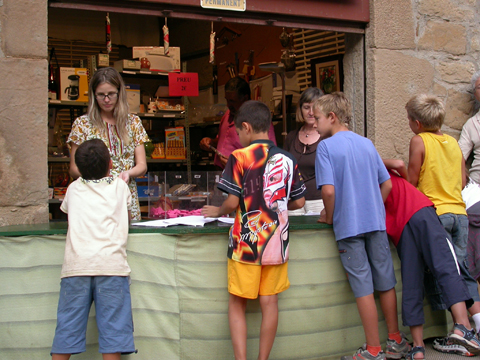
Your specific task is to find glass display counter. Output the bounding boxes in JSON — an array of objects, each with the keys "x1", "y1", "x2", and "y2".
[{"x1": 146, "y1": 171, "x2": 225, "y2": 219}]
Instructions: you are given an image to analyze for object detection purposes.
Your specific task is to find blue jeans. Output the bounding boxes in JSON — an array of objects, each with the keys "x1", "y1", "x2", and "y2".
[{"x1": 425, "y1": 213, "x2": 479, "y2": 310}]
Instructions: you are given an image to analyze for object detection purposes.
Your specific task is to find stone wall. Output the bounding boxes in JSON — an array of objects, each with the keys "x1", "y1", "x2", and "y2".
[
  {"x1": 0, "y1": 0, "x2": 49, "y2": 225},
  {"x1": 367, "y1": 0, "x2": 480, "y2": 160},
  {"x1": 2, "y1": 0, "x2": 479, "y2": 225}
]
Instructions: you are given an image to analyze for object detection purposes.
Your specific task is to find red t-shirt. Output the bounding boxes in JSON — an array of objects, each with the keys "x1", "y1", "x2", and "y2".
[{"x1": 384, "y1": 171, "x2": 434, "y2": 246}]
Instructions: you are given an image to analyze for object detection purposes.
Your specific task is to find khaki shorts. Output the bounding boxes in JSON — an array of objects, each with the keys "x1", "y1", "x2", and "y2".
[{"x1": 227, "y1": 258, "x2": 290, "y2": 299}]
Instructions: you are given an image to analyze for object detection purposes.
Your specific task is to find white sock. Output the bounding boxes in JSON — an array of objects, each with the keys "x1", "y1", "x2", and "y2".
[{"x1": 471, "y1": 313, "x2": 480, "y2": 333}]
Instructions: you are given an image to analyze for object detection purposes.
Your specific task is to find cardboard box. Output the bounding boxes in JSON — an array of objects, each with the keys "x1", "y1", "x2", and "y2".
[
  {"x1": 114, "y1": 59, "x2": 141, "y2": 72},
  {"x1": 125, "y1": 83, "x2": 141, "y2": 113},
  {"x1": 97, "y1": 53, "x2": 109, "y2": 67},
  {"x1": 165, "y1": 127, "x2": 186, "y2": 159},
  {"x1": 132, "y1": 46, "x2": 181, "y2": 72},
  {"x1": 58, "y1": 67, "x2": 88, "y2": 102}
]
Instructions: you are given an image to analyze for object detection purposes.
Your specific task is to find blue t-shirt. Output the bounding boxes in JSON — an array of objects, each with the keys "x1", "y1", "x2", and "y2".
[{"x1": 315, "y1": 131, "x2": 390, "y2": 240}]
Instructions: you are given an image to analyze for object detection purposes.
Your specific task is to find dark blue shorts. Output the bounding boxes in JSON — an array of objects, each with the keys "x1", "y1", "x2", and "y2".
[
  {"x1": 397, "y1": 207, "x2": 472, "y2": 326},
  {"x1": 51, "y1": 276, "x2": 136, "y2": 355}
]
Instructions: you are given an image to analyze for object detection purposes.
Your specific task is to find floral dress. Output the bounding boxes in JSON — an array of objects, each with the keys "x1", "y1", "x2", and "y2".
[{"x1": 68, "y1": 114, "x2": 150, "y2": 220}]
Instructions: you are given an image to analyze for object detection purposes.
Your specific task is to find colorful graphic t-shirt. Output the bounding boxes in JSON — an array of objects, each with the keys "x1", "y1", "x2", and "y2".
[{"x1": 217, "y1": 140, "x2": 306, "y2": 265}]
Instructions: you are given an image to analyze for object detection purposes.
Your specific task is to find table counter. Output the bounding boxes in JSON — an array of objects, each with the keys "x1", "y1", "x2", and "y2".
[{"x1": 0, "y1": 217, "x2": 450, "y2": 360}]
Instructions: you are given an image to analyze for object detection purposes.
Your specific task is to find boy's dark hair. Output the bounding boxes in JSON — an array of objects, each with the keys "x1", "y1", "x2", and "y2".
[
  {"x1": 225, "y1": 76, "x2": 251, "y2": 100},
  {"x1": 75, "y1": 139, "x2": 111, "y2": 180},
  {"x1": 234, "y1": 100, "x2": 272, "y2": 133}
]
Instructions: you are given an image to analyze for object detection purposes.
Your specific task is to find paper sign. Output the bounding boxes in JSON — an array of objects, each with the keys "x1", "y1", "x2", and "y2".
[{"x1": 168, "y1": 73, "x2": 199, "y2": 96}]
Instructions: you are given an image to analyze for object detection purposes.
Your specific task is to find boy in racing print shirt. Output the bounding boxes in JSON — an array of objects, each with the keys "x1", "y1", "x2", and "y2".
[{"x1": 202, "y1": 100, "x2": 305, "y2": 360}]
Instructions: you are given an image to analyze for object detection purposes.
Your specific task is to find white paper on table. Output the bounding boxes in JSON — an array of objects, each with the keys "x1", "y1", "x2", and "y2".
[
  {"x1": 217, "y1": 217, "x2": 235, "y2": 224},
  {"x1": 305, "y1": 211, "x2": 321, "y2": 216},
  {"x1": 131, "y1": 216, "x2": 217, "y2": 227}
]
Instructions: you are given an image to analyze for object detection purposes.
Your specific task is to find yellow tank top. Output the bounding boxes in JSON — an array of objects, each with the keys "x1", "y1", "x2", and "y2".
[{"x1": 417, "y1": 132, "x2": 466, "y2": 216}]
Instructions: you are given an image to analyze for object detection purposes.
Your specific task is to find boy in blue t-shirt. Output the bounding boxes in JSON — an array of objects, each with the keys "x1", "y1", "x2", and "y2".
[
  {"x1": 202, "y1": 100, "x2": 306, "y2": 360},
  {"x1": 314, "y1": 92, "x2": 407, "y2": 360}
]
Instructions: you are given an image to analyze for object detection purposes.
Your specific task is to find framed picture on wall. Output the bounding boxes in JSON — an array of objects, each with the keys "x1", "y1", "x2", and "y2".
[{"x1": 310, "y1": 54, "x2": 344, "y2": 94}]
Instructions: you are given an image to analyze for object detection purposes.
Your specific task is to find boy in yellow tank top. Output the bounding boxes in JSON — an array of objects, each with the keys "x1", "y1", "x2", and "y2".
[{"x1": 407, "y1": 94, "x2": 480, "y2": 356}]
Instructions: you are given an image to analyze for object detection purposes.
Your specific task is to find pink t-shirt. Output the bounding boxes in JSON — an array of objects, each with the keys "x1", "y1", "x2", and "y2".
[{"x1": 215, "y1": 109, "x2": 277, "y2": 169}]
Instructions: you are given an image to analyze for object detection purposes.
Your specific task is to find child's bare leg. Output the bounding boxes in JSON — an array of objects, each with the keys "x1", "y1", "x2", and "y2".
[
  {"x1": 451, "y1": 302, "x2": 473, "y2": 332},
  {"x1": 410, "y1": 325, "x2": 425, "y2": 357},
  {"x1": 102, "y1": 353, "x2": 121, "y2": 360},
  {"x1": 356, "y1": 294, "x2": 381, "y2": 346},
  {"x1": 52, "y1": 354, "x2": 71, "y2": 360},
  {"x1": 410, "y1": 325, "x2": 425, "y2": 349},
  {"x1": 378, "y1": 288, "x2": 399, "y2": 334},
  {"x1": 258, "y1": 294, "x2": 279, "y2": 360},
  {"x1": 229, "y1": 294, "x2": 248, "y2": 360}
]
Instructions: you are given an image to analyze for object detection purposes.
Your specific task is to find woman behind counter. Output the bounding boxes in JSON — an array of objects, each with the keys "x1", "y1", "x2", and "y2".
[
  {"x1": 67, "y1": 67, "x2": 150, "y2": 220},
  {"x1": 284, "y1": 87, "x2": 324, "y2": 215}
]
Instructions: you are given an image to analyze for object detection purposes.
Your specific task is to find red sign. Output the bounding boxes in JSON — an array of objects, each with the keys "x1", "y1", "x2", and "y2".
[{"x1": 168, "y1": 73, "x2": 199, "y2": 96}]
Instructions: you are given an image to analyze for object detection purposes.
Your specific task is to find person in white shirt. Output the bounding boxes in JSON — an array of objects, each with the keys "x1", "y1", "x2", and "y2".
[{"x1": 51, "y1": 139, "x2": 136, "y2": 360}]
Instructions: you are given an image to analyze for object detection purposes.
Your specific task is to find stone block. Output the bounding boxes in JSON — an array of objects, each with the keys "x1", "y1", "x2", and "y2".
[
  {"x1": 418, "y1": 21, "x2": 467, "y2": 55},
  {"x1": 0, "y1": 58, "x2": 49, "y2": 224},
  {"x1": 3, "y1": 0, "x2": 47, "y2": 58},
  {"x1": 444, "y1": 89, "x2": 473, "y2": 130},
  {"x1": 418, "y1": 0, "x2": 475, "y2": 22},
  {"x1": 436, "y1": 61, "x2": 475, "y2": 84},
  {"x1": 366, "y1": 49, "x2": 434, "y2": 158},
  {"x1": 366, "y1": 0, "x2": 415, "y2": 50}
]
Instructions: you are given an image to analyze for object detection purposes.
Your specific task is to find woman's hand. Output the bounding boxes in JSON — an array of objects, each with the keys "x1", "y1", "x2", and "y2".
[{"x1": 119, "y1": 171, "x2": 130, "y2": 183}]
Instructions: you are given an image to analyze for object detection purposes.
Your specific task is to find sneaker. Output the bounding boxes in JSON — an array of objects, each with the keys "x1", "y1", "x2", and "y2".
[
  {"x1": 433, "y1": 336, "x2": 475, "y2": 357},
  {"x1": 341, "y1": 344, "x2": 387, "y2": 360},
  {"x1": 386, "y1": 332, "x2": 411, "y2": 359},
  {"x1": 448, "y1": 323, "x2": 480, "y2": 355}
]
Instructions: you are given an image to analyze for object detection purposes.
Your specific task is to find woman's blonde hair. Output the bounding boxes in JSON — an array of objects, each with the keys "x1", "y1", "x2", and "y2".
[
  {"x1": 296, "y1": 87, "x2": 324, "y2": 123},
  {"x1": 405, "y1": 94, "x2": 445, "y2": 131},
  {"x1": 87, "y1": 67, "x2": 130, "y2": 144},
  {"x1": 313, "y1": 91, "x2": 351, "y2": 125}
]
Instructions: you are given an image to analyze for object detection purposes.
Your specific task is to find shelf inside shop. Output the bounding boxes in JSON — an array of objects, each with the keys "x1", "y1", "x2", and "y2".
[{"x1": 49, "y1": 100, "x2": 88, "y2": 107}]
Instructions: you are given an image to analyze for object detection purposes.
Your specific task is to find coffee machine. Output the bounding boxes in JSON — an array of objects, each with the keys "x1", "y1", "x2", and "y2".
[{"x1": 64, "y1": 75, "x2": 80, "y2": 100}]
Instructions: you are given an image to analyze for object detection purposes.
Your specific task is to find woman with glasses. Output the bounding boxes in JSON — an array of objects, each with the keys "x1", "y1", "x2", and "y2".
[{"x1": 67, "y1": 67, "x2": 150, "y2": 220}]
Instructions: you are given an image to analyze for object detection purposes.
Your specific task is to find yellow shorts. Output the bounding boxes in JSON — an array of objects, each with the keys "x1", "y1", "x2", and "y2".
[{"x1": 227, "y1": 258, "x2": 290, "y2": 299}]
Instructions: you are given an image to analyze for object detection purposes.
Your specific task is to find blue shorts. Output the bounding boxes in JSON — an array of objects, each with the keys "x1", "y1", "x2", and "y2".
[
  {"x1": 337, "y1": 230, "x2": 396, "y2": 298},
  {"x1": 51, "y1": 276, "x2": 136, "y2": 355}
]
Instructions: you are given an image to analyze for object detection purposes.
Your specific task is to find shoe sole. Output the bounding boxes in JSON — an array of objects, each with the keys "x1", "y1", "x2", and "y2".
[
  {"x1": 433, "y1": 345, "x2": 475, "y2": 357},
  {"x1": 448, "y1": 335, "x2": 480, "y2": 356}
]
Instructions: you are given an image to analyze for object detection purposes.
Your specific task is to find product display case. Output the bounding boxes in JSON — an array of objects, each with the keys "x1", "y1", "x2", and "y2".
[{"x1": 147, "y1": 171, "x2": 225, "y2": 219}]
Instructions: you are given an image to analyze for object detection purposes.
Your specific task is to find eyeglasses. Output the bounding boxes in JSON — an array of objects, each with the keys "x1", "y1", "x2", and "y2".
[{"x1": 95, "y1": 92, "x2": 118, "y2": 100}]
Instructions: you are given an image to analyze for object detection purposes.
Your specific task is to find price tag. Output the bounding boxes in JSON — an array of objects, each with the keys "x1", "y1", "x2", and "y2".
[{"x1": 168, "y1": 73, "x2": 199, "y2": 96}]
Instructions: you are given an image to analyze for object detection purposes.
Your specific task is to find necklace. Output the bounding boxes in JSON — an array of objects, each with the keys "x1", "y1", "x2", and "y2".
[{"x1": 302, "y1": 127, "x2": 316, "y2": 138}]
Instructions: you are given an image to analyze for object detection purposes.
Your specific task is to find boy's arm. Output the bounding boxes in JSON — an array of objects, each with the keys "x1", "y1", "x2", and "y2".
[
  {"x1": 318, "y1": 184, "x2": 335, "y2": 224},
  {"x1": 408, "y1": 135, "x2": 425, "y2": 187},
  {"x1": 201, "y1": 194, "x2": 239, "y2": 218},
  {"x1": 380, "y1": 178, "x2": 392, "y2": 202},
  {"x1": 383, "y1": 159, "x2": 408, "y2": 180},
  {"x1": 288, "y1": 197, "x2": 305, "y2": 210}
]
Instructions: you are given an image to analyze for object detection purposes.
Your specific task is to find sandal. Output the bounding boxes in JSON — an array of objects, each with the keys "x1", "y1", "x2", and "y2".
[{"x1": 405, "y1": 346, "x2": 425, "y2": 360}]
